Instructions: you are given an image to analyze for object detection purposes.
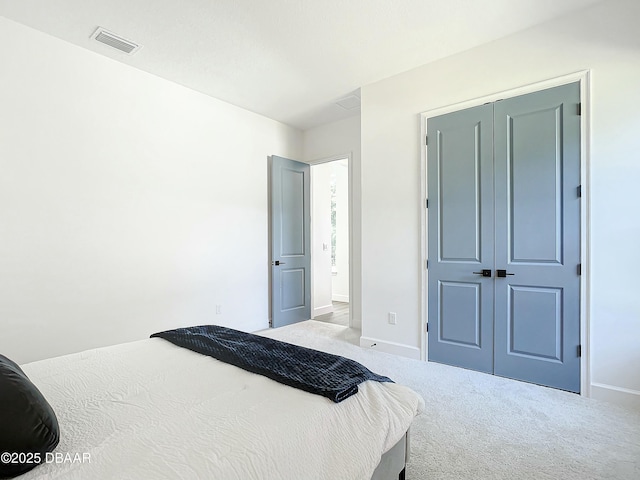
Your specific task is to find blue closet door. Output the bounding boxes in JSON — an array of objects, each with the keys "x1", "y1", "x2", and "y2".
[
  {"x1": 427, "y1": 104, "x2": 495, "y2": 374},
  {"x1": 428, "y1": 83, "x2": 581, "y2": 393},
  {"x1": 493, "y1": 83, "x2": 581, "y2": 392}
]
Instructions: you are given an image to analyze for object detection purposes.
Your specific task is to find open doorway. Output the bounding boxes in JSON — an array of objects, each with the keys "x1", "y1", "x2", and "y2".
[{"x1": 311, "y1": 158, "x2": 349, "y2": 326}]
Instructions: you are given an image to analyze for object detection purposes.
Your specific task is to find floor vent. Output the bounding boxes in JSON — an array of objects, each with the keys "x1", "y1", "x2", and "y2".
[{"x1": 91, "y1": 27, "x2": 141, "y2": 55}]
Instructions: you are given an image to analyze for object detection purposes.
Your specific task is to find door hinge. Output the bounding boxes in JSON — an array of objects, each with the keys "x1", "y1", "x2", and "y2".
[
  {"x1": 425, "y1": 135, "x2": 428, "y2": 145},
  {"x1": 577, "y1": 345, "x2": 582, "y2": 357},
  {"x1": 426, "y1": 259, "x2": 429, "y2": 269},
  {"x1": 425, "y1": 323, "x2": 429, "y2": 333},
  {"x1": 425, "y1": 198, "x2": 429, "y2": 208},
  {"x1": 577, "y1": 185, "x2": 582, "y2": 198},
  {"x1": 577, "y1": 263, "x2": 582, "y2": 276},
  {"x1": 577, "y1": 103, "x2": 582, "y2": 116}
]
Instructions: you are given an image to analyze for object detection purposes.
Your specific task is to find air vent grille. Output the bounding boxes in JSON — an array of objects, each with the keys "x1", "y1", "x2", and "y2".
[
  {"x1": 91, "y1": 27, "x2": 141, "y2": 55},
  {"x1": 335, "y1": 95, "x2": 361, "y2": 110}
]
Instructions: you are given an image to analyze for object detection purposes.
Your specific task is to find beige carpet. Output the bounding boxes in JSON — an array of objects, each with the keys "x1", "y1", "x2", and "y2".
[{"x1": 260, "y1": 320, "x2": 640, "y2": 480}]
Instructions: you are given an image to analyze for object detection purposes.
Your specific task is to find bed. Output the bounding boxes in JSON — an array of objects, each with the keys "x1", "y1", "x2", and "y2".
[{"x1": 4, "y1": 324, "x2": 424, "y2": 479}]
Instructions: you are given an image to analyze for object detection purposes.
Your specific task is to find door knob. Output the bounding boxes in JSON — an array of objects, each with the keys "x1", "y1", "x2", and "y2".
[
  {"x1": 496, "y1": 269, "x2": 514, "y2": 278},
  {"x1": 472, "y1": 269, "x2": 492, "y2": 277},
  {"x1": 272, "y1": 260, "x2": 286, "y2": 266}
]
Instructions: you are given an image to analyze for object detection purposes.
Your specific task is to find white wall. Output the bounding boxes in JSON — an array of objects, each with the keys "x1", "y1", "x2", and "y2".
[
  {"x1": 311, "y1": 163, "x2": 334, "y2": 317},
  {"x1": 303, "y1": 116, "x2": 361, "y2": 328},
  {"x1": 360, "y1": 0, "x2": 640, "y2": 407},
  {"x1": 0, "y1": 17, "x2": 302, "y2": 364}
]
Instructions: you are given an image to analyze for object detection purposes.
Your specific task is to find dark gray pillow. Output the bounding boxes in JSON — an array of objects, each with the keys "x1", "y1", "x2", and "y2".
[{"x1": 0, "y1": 354, "x2": 60, "y2": 478}]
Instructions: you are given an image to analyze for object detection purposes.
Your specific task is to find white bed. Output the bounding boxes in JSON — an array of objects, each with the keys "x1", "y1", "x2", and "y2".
[{"x1": 18, "y1": 329, "x2": 424, "y2": 480}]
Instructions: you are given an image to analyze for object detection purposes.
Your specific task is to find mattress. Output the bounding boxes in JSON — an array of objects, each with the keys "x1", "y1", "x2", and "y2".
[{"x1": 19, "y1": 332, "x2": 424, "y2": 480}]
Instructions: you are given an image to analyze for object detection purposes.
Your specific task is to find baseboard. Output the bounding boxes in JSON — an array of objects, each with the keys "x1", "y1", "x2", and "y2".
[
  {"x1": 359, "y1": 336, "x2": 421, "y2": 360},
  {"x1": 590, "y1": 382, "x2": 640, "y2": 410},
  {"x1": 332, "y1": 294, "x2": 349, "y2": 303},
  {"x1": 312, "y1": 304, "x2": 333, "y2": 318}
]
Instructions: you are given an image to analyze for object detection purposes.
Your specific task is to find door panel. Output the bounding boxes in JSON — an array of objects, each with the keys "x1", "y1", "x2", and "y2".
[
  {"x1": 439, "y1": 124, "x2": 483, "y2": 262},
  {"x1": 271, "y1": 155, "x2": 311, "y2": 328},
  {"x1": 494, "y1": 83, "x2": 581, "y2": 392},
  {"x1": 509, "y1": 285, "x2": 562, "y2": 361},
  {"x1": 280, "y1": 269, "x2": 306, "y2": 310},
  {"x1": 280, "y1": 168, "x2": 305, "y2": 255},
  {"x1": 439, "y1": 281, "x2": 481, "y2": 348},
  {"x1": 427, "y1": 104, "x2": 494, "y2": 374},
  {"x1": 508, "y1": 107, "x2": 563, "y2": 263}
]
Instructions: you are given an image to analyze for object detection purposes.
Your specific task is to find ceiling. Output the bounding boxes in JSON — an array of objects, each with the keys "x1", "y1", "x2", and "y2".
[{"x1": 0, "y1": 0, "x2": 602, "y2": 130}]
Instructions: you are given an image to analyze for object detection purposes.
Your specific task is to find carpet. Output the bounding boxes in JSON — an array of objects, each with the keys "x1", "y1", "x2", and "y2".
[{"x1": 260, "y1": 321, "x2": 640, "y2": 480}]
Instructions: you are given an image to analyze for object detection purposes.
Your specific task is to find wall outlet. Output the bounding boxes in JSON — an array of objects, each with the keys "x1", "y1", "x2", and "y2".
[
  {"x1": 215, "y1": 305, "x2": 222, "y2": 315},
  {"x1": 388, "y1": 312, "x2": 397, "y2": 325}
]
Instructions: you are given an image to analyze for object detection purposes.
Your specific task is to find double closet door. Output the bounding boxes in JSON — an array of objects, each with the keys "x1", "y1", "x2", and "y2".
[{"x1": 427, "y1": 83, "x2": 581, "y2": 393}]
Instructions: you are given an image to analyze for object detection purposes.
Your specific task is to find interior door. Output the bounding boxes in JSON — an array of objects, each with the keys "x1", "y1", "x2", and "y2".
[
  {"x1": 270, "y1": 155, "x2": 311, "y2": 327},
  {"x1": 427, "y1": 83, "x2": 581, "y2": 392},
  {"x1": 493, "y1": 84, "x2": 581, "y2": 392},
  {"x1": 427, "y1": 104, "x2": 495, "y2": 374}
]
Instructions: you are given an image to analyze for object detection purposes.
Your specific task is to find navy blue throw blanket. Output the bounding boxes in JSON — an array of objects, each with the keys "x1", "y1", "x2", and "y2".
[{"x1": 151, "y1": 325, "x2": 392, "y2": 403}]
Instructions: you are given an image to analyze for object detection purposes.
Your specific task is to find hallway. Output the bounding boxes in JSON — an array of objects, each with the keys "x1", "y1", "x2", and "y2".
[{"x1": 313, "y1": 302, "x2": 349, "y2": 326}]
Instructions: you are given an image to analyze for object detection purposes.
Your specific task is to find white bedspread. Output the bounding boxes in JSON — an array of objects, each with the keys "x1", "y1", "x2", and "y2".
[{"x1": 20, "y1": 333, "x2": 423, "y2": 480}]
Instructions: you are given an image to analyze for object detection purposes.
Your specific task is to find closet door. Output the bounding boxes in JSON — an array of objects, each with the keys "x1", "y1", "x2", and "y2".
[
  {"x1": 427, "y1": 83, "x2": 581, "y2": 393},
  {"x1": 493, "y1": 84, "x2": 581, "y2": 392},
  {"x1": 427, "y1": 104, "x2": 495, "y2": 374}
]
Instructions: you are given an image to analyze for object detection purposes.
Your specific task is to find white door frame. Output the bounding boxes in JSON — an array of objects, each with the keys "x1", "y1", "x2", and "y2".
[
  {"x1": 419, "y1": 70, "x2": 592, "y2": 396},
  {"x1": 308, "y1": 153, "x2": 353, "y2": 328}
]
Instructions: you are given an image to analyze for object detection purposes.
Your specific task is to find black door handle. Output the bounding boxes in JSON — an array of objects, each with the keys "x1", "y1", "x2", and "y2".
[
  {"x1": 473, "y1": 269, "x2": 492, "y2": 277},
  {"x1": 272, "y1": 260, "x2": 286, "y2": 266},
  {"x1": 496, "y1": 269, "x2": 514, "y2": 278}
]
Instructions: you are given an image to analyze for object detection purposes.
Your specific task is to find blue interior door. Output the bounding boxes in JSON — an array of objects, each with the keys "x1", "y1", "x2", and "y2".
[
  {"x1": 493, "y1": 83, "x2": 581, "y2": 392},
  {"x1": 427, "y1": 104, "x2": 495, "y2": 374},
  {"x1": 427, "y1": 83, "x2": 581, "y2": 393},
  {"x1": 270, "y1": 155, "x2": 311, "y2": 328}
]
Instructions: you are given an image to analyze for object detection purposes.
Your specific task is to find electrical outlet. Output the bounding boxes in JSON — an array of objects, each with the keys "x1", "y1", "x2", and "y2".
[
  {"x1": 216, "y1": 305, "x2": 222, "y2": 315},
  {"x1": 388, "y1": 312, "x2": 397, "y2": 325}
]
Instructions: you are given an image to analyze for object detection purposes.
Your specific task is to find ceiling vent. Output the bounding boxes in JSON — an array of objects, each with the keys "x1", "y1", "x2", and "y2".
[
  {"x1": 335, "y1": 94, "x2": 361, "y2": 110},
  {"x1": 91, "y1": 27, "x2": 141, "y2": 55}
]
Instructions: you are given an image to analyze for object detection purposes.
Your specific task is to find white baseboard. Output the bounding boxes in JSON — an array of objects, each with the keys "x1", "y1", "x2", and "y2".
[
  {"x1": 312, "y1": 304, "x2": 333, "y2": 318},
  {"x1": 332, "y1": 294, "x2": 349, "y2": 303},
  {"x1": 359, "y1": 336, "x2": 421, "y2": 360},
  {"x1": 590, "y1": 383, "x2": 640, "y2": 410}
]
